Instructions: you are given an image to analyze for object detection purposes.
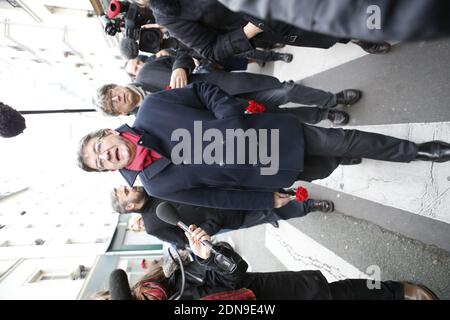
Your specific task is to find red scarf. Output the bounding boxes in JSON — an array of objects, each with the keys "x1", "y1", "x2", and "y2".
[
  {"x1": 121, "y1": 132, "x2": 161, "y2": 171},
  {"x1": 141, "y1": 281, "x2": 168, "y2": 300}
]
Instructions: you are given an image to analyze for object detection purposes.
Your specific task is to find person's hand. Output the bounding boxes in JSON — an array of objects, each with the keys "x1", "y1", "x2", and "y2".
[
  {"x1": 243, "y1": 22, "x2": 263, "y2": 39},
  {"x1": 170, "y1": 68, "x2": 188, "y2": 88},
  {"x1": 273, "y1": 192, "x2": 293, "y2": 208},
  {"x1": 185, "y1": 224, "x2": 212, "y2": 259},
  {"x1": 156, "y1": 49, "x2": 170, "y2": 58}
]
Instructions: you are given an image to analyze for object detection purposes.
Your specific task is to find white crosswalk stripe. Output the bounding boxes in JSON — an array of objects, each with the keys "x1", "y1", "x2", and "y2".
[
  {"x1": 313, "y1": 121, "x2": 450, "y2": 224},
  {"x1": 264, "y1": 222, "x2": 371, "y2": 282}
]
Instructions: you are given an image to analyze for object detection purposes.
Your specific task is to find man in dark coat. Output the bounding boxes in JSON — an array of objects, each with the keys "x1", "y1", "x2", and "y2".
[
  {"x1": 146, "y1": 0, "x2": 390, "y2": 64},
  {"x1": 219, "y1": 0, "x2": 450, "y2": 43},
  {"x1": 95, "y1": 55, "x2": 360, "y2": 125},
  {"x1": 111, "y1": 185, "x2": 334, "y2": 247},
  {"x1": 78, "y1": 82, "x2": 450, "y2": 210}
]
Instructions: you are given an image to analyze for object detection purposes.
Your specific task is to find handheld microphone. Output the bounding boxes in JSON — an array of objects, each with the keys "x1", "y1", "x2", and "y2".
[
  {"x1": 156, "y1": 202, "x2": 237, "y2": 273},
  {"x1": 109, "y1": 269, "x2": 134, "y2": 300},
  {"x1": 120, "y1": 37, "x2": 139, "y2": 59}
]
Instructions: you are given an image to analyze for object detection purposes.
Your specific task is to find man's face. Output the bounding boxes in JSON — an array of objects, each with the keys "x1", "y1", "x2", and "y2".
[
  {"x1": 125, "y1": 59, "x2": 144, "y2": 77},
  {"x1": 116, "y1": 185, "x2": 146, "y2": 209},
  {"x1": 104, "y1": 85, "x2": 140, "y2": 115},
  {"x1": 82, "y1": 130, "x2": 136, "y2": 171}
]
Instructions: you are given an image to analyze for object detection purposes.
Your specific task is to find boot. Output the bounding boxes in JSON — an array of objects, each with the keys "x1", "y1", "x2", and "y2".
[
  {"x1": 327, "y1": 110, "x2": 350, "y2": 125},
  {"x1": 403, "y1": 282, "x2": 439, "y2": 300},
  {"x1": 352, "y1": 40, "x2": 391, "y2": 54},
  {"x1": 310, "y1": 200, "x2": 334, "y2": 213},
  {"x1": 335, "y1": 89, "x2": 362, "y2": 106},
  {"x1": 416, "y1": 141, "x2": 450, "y2": 162},
  {"x1": 340, "y1": 157, "x2": 362, "y2": 165},
  {"x1": 274, "y1": 52, "x2": 293, "y2": 63}
]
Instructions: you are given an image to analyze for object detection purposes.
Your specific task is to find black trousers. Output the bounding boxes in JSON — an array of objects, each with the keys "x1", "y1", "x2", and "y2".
[
  {"x1": 303, "y1": 125, "x2": 418, "y2": 162},
  {"x1": 329, "y1": 279, "x2": 404, "y2": 300},
  {"x1": 296, "y1": 125, "x2": 418, "y2": 181},
  {"x1": 239, "y1": 199, "x2": 312, "y2": 229}
]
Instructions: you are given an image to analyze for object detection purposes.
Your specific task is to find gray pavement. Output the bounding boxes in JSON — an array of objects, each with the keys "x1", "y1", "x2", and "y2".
[{"x1": 217, "y1": 38, "x2": 450, "y2": 300}]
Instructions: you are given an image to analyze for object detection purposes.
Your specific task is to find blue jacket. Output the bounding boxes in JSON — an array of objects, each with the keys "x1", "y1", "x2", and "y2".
[{"x1": 119, "y1": 82, "x2": 304, "y2": 210}]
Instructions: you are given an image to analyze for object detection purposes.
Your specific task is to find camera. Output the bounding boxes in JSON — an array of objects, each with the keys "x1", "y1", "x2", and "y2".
[{"x1": 100, "y1": 15, "x2": 122, "y2": 36}]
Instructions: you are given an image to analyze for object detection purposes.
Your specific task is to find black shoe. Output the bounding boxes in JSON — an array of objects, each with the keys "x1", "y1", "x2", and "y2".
[
  {"x1": 403, "y1": 282, "x2": 440, "y2": 300},
  {"x1": 340, "y1": 157, "x2": 362, "y2": 165},
  {"x1": 327, "y1": 110, "x2": 350, "y2": 125},
  {"x1": 416, "y1": 141, "x2": 450, "y2": 162},
  {"x1": 310, "y1": 200, "x2": 335, "y2": 213},
  {"x1": 275, "y1": 52, "x2": 293, "y2": 63},
  {"x1": 269, "y1": 221, "x2": 280, "y2": 228},
  {"x1": 352, "y1": 40, "x2": 391, "y2": 54},
  {"x1": 335, "y1": 89, "x2": 362, "y2": 106}
]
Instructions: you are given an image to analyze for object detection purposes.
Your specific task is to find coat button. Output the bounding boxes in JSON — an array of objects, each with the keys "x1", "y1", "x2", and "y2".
[
  {"x1": 258, "y1": 22, "x2": 264, "y2": 28},
  {"x1": 138, "y1": 141, "x2": 143, "y2": 145}
]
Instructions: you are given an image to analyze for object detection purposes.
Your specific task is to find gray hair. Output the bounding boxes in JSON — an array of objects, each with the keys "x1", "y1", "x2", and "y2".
[
  {"x1": 92, "y1": 84, "x2": 117, "y2": 116},
  {"x1": 76, "y1": 128, "x2": 109, "y2": 172},
  {"x1": 110, "y1": 188, "x2": 129, "y2": 214}
]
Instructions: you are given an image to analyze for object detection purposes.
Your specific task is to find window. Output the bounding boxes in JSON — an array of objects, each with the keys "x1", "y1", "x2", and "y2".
[
  {"x1": 28, "y1": 270, "x2": 71, "y2": 283},
  {"x1": 66, "y1": 238, "x2": 107, "y2": 245}
]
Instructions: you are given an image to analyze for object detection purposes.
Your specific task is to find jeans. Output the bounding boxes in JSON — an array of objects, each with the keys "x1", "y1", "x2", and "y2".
[{"x1": 237, "y1": 81, "x2": 336, "y2": 124}]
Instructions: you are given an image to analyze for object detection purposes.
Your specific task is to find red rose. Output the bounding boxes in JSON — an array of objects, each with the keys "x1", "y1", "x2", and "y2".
[
  {"x1": 245, "y1": 100, "x2": 266, "y2": 114},
  {"x1": 165, "y1": 85, "x2": 172, "y2": 90},
  {"x1": 295, "y1": 187, "x2": 309, "y2": 202}
]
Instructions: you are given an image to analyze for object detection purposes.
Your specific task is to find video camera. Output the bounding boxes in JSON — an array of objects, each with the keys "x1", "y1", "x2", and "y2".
[{"x1": 103, "y1": 0, "x2": 160, "y2": 58}]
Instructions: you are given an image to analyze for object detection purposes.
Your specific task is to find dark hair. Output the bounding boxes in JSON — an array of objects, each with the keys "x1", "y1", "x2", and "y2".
[{"x1": 0, "y1": 102, "x2": 26, "y2": 138}]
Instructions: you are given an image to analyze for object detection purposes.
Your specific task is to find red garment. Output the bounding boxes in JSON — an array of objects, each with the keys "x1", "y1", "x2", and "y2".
[
  {"x1": 200, "y1": 288, "x2": 256, "y2": 300},
  {"x1": 141, "y1": 281, "x2": 168, "y2": 300},
  {"x1": 121, "y1": 131, "x2": 161, "y2": 171}
]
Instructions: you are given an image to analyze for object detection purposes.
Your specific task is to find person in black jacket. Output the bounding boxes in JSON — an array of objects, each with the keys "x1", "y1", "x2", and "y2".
[
  {"x1": 218, "y1": 0, "x2": 450, "y2": 43},
  {"x1": 111, "y1": 185, "x2": 334, "y2": 247},
  {"x1": 108, "y1": 225, "x2": 439, "y2": 300},
  {"x1": 95, "y1": 55, "x2": 360, "y2": 125},
  {"x1": 143, "y1": 0, "x2": 390, "y2": 64}
]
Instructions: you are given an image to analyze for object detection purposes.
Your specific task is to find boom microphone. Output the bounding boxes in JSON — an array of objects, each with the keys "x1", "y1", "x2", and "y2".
[
  {"x1": 120, "y1": 37, "x2": 139, "y2": 59},
  {"x1": 109, "y1": 269, "x2": 133, "y2": 300}
]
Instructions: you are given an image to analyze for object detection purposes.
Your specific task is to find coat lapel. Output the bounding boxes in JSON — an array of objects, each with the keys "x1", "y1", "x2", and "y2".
[{"x1": 117, "y1": 125, "x2": 172, "y2": 185}]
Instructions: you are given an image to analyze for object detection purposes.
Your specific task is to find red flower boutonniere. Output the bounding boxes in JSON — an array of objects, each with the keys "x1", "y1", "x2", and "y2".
[
  {"x1": 245, "y1": 100, "x2": 266, "y2": 114},
  {"x1": 165, "y1": 85, "x2": 172, "y2": 90},
  {"x1": 295, "y1": 186, "x2": 309, "y2": 202}
]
